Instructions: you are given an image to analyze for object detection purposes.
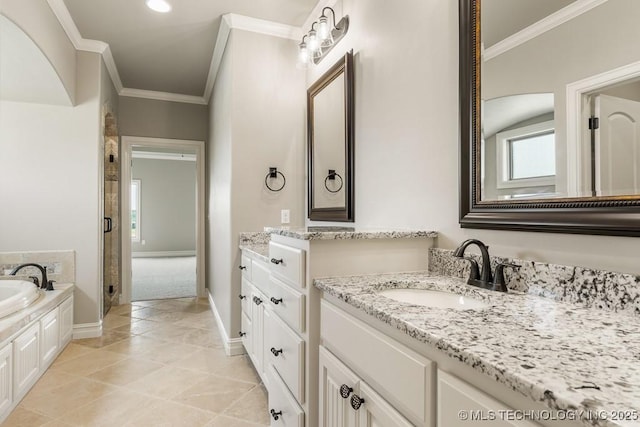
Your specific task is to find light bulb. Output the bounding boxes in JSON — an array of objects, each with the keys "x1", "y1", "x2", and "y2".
[
  {"x1": 318, "y1": 16, "x2": 330, "y2": 41},
  {"x1": 146, "y1": 0, "x2": 172, "y2": 13},
  {"x1": 308, "y1": 29, "x2": 320, "y2": 52}
]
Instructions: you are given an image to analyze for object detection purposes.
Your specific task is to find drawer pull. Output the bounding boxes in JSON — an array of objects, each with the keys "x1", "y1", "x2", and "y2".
[
  {"x1": 253, "y1": 297, "x2": 263, "y2": 305},
  {"x1": 270, "y1": 347, "x2": 283, "y2": 356},
  {"x1": 350, "y1": 394, "x2": 365, "y2": 410},
  {"x1": 339, "y1": 384, "x2": 353, "y2": 398},
  {"x1": 270, "y1": 258, "x2": 284, "y2": 265},
  {"x1": 239, "y1": 331, "x2": 246, "y2": 337},
  {"x1": 239, "y1": 265, "x2": 247, "y2": 270},
  {"x1": 239, "y1": 294, "x2": 246, "y2": 300},
  {"x1": 270, "y1": 297, "x2": 283, "y2": 305},
  {"x1": 270, "y1": 409, "x2": 282, "y2": 420}
]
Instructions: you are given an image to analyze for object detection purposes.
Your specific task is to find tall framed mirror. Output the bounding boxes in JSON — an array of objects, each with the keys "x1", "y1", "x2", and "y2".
[
  {"x1": 460, "y1": 0, "x2": 640, "y2": 236},
  {"x1": 308, "y1": 51, "x2": 355, "y2": 222}
]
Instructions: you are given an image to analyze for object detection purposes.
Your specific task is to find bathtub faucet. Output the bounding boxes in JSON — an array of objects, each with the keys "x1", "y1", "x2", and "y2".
[{"x1": 10, "y1": 263, "x2": 54, "y2": 291}]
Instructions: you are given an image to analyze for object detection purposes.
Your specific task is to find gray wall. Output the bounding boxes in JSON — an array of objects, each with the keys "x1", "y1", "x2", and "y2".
[
  {"x1": 132, "y1": 158, "x2": 196, "y2": 254},
  {"x1": 118, "y1": 96, "x2": 209, "y2": 141},
  {"x1": 207, "y1": 29, "x2": 306, "y2": 339}
]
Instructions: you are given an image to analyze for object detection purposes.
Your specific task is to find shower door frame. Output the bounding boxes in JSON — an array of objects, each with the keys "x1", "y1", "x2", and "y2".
[{"x1": 120, "y1": 136, "x2": 206, "y2": 303}]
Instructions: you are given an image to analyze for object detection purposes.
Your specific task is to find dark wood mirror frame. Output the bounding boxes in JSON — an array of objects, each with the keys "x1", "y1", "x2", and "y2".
[
  {"x1": 307, "y1": 50, "x2": 355, "y2": 222},
  {"x1": 459, "y1": 0, "x2": 640, "y2": 236}
]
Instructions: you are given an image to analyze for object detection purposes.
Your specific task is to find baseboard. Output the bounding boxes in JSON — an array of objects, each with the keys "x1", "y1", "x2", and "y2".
[
  {"x1": 132, "y1": 250, "x2": 196, "y2": 258},
  {"x1": 73, "y1": 321, "x2": 103, "y2": 339},
  {"x1": 208, "y1": 290, "x2": 246, "y2": 356}
]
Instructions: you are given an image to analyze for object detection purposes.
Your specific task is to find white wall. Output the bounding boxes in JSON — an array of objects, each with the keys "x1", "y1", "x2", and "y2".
[
  {"x1": 0, "y1": 51, "x2": 104, "y2": 325},
  {"x1": 1, "y1": 0, "x2": 77, "y2": 103},
  {"x1": 208, "y1": 29, "x2": 306, "y2": 338},
  {"x1": 305, "y1": 0, "x2": 640, "y2": 275},
  {"x1": 132, "y1": 158, "x2": 196, "y2": 253}
]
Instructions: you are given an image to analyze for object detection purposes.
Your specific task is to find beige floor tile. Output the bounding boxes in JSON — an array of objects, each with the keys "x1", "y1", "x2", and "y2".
[
  {"x1": 172, "y1": 374, "x2": 254, "y2": 413},
  {"x1": 129, "y1": 307, "x2": 165, "y2": 320},
  {"x1": 175, "y1": 313, "x2": 217, "y2": 330},
  {"x1": 51, "y1": 343, "x2": 95, "y2": 366},
  {"x1": 58, "y1": 389, "x2": 158, "y2": 427},
  {"x1": 102, "y1": 335, "x2": 166, "y2": 357},
  {"x1": 29, "y1": 367, "x2": 77, "y2": 393},
  {"x1": 140, "y1": 323, "x2": 198, "y2": 342},
  {"x1": 73, "y1": 330, "x2": 130, "y2": 349},
  {"x1": 124, "y1": 400, "x2": 215, "y2": 427},
  {"x1": 182, "y1": 327, "x2": 224, "y2": 348},
  {"x1": 207, "y1": 415, "x2": 268, "y2": 427},
  {"x1": 127, "y1": 365, "x2": 207, "y2": 399},
  {"x1": 170, "y1": 348, "x2": 258, "y2": 383},
  {"x1": 2, "y1": 406, "x2": 52, "y2": 427},
  {"x1": 54, "y1": 350, "x2": 127, "y2": 377},
  {"x1": 41, "y1": 420, "x2": 74, "y2": 427},
  {"x1": 223, "y1": 385, "x2": 269, "y2": 424},
  {"x1": 106, "y1": 303, "x2": 133, "y2": 316},
  {"x1": 111, "y1": 318, "x2": 159, "y2": 335},
  {"x1": 21, "y1": 377, "x2": 118, "y2": 419},
  {"x1": 87, "y1": 357, "x2": 164, "y2": 386},
  {"x1": 101, "y1": 314, "x2": 133, "y2": 330}
]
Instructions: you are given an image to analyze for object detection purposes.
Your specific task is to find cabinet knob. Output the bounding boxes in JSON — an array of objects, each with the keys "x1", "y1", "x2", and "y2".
[
  {"x1": 270, "y1": 297, "x2": 283, "y2": 305},
  {"x1": 254, "y1": 297, "x2": 263, "y2": 305},
  {"x1": 239, "y1": 265, "x2": 247, "y2": 270},
  {"x1": 350, "y1": 394, "x2": 365, "y2": 410},
  {"x1": 339, "y1": 384, "x2": 353, "y2": 399},
  {"x1": 239, "y1": 331, "x2": 246, "y2": 337},
  {"x1": 270, "y1": 258, "x2": 283, "y2": 265},
  {"x1": 270, "y1": 347, "x2": 283, "y2": 357},
  {"x1": 238, "y1": 294, "x2": 246, "y2": 300},
  {"x1": 270, "y1": 409, "x2": 282, "y2": 420}
]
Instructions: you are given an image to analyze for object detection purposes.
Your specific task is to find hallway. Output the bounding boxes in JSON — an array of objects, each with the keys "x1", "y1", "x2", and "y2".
[{"x1": 3, "y1": 298, "x2": 269, "y2": 426}]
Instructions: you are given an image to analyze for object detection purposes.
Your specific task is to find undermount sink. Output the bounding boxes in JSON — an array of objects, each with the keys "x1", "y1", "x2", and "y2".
[{"x1": 378, "y1": 288, "x2": 488, "y2": 310}]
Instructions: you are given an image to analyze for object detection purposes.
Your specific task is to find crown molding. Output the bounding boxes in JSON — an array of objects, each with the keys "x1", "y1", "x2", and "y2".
[
  {"x1": 48, "y1": 2, "x2": 304, "y2": 105},
  {"x1": 485, "y1": 0, "x2": 609, "y2": 61},
  {"x1": 120, "y1": 88, "x2": 207, "y2": 105}
]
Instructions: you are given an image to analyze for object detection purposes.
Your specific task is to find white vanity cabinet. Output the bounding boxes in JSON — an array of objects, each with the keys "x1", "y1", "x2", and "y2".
[{"x1": 0, "y1": 293, "x2": 74, "y2": 423}]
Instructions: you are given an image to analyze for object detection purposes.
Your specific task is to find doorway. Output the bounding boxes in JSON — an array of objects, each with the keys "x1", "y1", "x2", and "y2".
[{"x1": 121, "y1": 136, "x2": 205, "y2": 303}]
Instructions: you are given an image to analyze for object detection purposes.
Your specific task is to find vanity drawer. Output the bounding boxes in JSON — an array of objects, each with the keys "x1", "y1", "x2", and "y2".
[
  {"x1": 321, "y1": 300, "x2": 433, "y2": 425},
  {"x1": 268, "y1": 242, "x2": 305, "y2": 288},
  {"x1": 241, "y1": 278, "x2": 252, "y2": 317},
  {"x1": 252, "y1": 259, "x2": 271, "y2": 296},
  {"x1": 266, "y1": 365, "x2": 304, "y2": 427},
  {"x1": 240, "y1": 254, "x2": 252, "y2": 281},
  {"x1": 265, "y1": 308, "x2": 305, "y2": 403},
  {"x1": 269, "y1": 276, "x2": 305, "y2": 333}
]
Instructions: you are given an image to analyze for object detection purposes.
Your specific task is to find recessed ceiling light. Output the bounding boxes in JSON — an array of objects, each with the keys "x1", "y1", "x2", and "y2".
[{"x1": 146, "y1": 0, "x2": 172, "y2": 13}]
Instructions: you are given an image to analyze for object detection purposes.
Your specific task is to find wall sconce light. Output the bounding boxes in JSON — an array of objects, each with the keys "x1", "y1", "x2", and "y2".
[{"x1": 298, "y1": 7, "x2": 349, "y2": 67}]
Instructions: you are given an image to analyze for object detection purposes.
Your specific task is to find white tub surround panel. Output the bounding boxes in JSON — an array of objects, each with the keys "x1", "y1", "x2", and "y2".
[
  {"x1": 315, "y1": 272, "x2": 640, "y2": 427},
  {"x1": 0, "y1": 250, "x2": 75, "y2": 285}
]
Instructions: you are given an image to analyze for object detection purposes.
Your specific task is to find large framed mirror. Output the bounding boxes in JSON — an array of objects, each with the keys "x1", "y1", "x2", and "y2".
[
  {"x1": 308, "y1": 51, "x2": 355, "y2": 222},
  {"x1": 460, "y1": 0, "x2": 640, "y2": 236}
]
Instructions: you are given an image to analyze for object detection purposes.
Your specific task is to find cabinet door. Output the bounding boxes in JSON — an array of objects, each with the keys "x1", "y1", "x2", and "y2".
[
  {"x1": 40, "y1": 308, "x2": 60, "y2": 368},
  {"x1": 356, "y1": 382, "x2": 413, "y2": 427},
  {"x1": 13, "y1": 323, "x2": 40, "y2": 401},
  {"x1": 241, "y1": 311, "x2": 252, "y2": 356},
  {"x1": 0, "y1": 344, "x2": 12, "y2": 420},
  {"x1": 319, "y1": 346, "x2": 359, "y2": 427},
  {"x1": 250, "y1": 288, "x2": 266, "y2": 375},
  {"x1": 59, "y1": 296, "x2": 73, "y2": 346},
  {"x1": 437, "y1": 370, "x2": 541, "y2": 427}
]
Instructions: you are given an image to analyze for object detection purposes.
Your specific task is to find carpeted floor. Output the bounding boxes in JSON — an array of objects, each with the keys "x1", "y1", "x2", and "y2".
[{"x1": 131, "y1": 256, "x2": 197, "y2": 301}]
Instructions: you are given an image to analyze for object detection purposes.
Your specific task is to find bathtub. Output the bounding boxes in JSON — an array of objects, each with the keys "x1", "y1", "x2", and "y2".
[{"x1": 0, "y1": 280, "x2": 42, "y2": 319}]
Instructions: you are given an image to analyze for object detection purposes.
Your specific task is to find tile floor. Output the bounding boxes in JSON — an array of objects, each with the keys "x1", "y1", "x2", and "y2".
[{"x1": 3, "y1": 298, "x2": 269, "y2": 426}]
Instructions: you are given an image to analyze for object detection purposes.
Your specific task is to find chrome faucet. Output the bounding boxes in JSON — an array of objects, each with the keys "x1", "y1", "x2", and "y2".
[
  {"x1": 453, "y1": 239, "x2": 520, "y2": 292},
  {"x1": 9, "y1": 263, "x2": 54, "y2": 290}
]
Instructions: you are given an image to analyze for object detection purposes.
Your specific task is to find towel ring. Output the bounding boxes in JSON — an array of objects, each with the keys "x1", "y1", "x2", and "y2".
[
  {"x1": 324, "y1": 170, "x2": 344, "y2": 193},
  {"x1": 265, "y1": 167, "x2": 286, "y2": 192}
]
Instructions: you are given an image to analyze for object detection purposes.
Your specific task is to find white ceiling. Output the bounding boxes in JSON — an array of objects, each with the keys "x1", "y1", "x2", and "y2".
[
  {"x1": 62, "y1": 0, "x2": 317, "y2": 97},
  {"x1": 482, "y1": 0, "x2": 576, "y2": 48}
]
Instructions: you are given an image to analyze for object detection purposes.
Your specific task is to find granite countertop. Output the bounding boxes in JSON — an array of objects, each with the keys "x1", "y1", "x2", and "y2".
[
  {"x1": 265, "y1": 226, "x2": 438, "y2": 241},
  {"x1": 239, "y1": 244, "x2": 269, "y2": 263},
  {"x1": 314, "y1": 272, "x2": 640, "y2": 427}
]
